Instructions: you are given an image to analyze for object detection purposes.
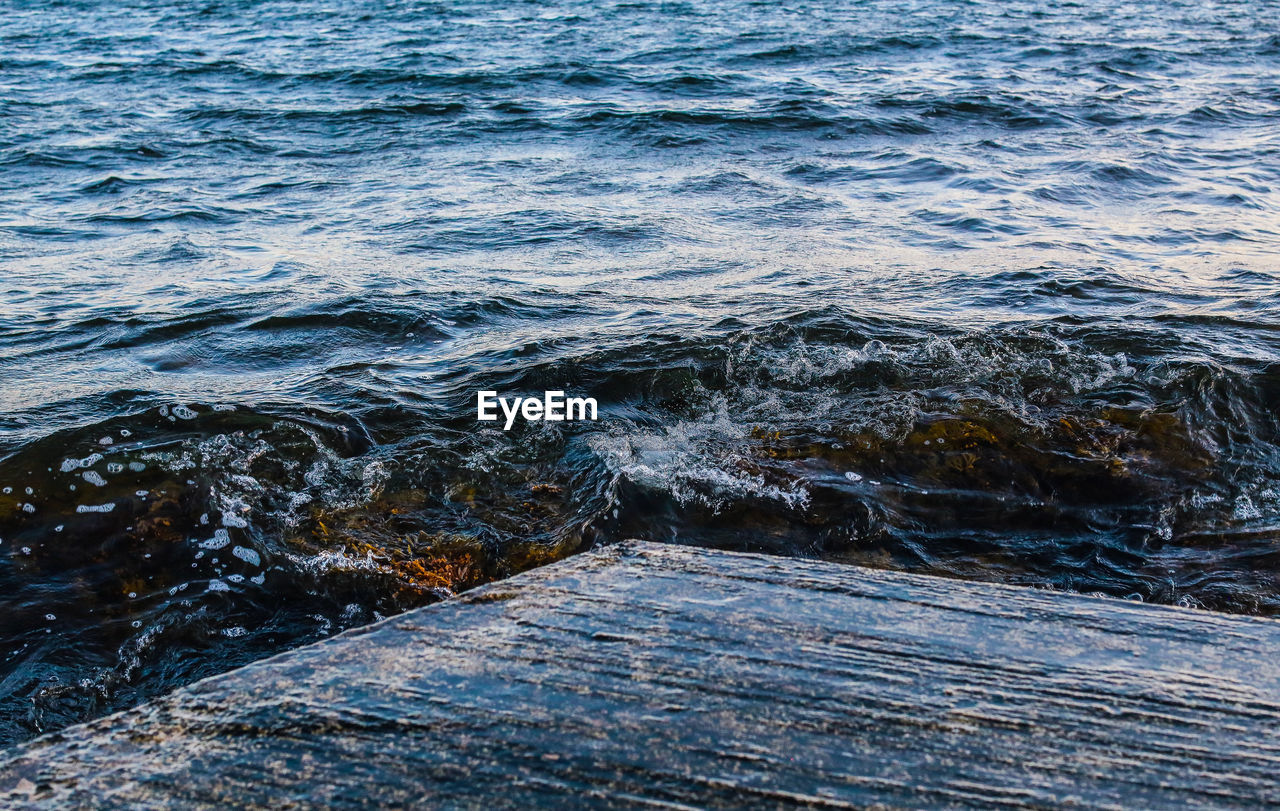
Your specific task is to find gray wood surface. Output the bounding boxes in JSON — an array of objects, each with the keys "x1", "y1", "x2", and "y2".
[{"x1": 2, "y1": 540, "x2": 1280, "y2": 808}]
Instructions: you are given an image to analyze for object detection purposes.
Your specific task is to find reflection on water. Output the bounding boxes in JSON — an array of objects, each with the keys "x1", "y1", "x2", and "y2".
[{"x1": 3, "y1": 0, "x2": 1280, "y2": 746}]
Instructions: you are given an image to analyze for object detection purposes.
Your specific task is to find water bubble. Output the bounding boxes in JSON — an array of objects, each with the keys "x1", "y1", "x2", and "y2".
[
  {"x1": 172, "y1": 405, "x2": 198, "y2": 420},
  {"x1": 76, "y1": 503, "x2": 116, "y2": 513},
  {"x1": 200, "y1": 528, "x2": 231, "y2": 550},
  {"x1": 61, "y1": 453, "x2": 103, "y2": 473},
  {"x1": 82, "y1": 471, "x2": 107, "y2": 487},
  {"x1": 232, "y1": 546, "x2": 261, "y2": 567}
]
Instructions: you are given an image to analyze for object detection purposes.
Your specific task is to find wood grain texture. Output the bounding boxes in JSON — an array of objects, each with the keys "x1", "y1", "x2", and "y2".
[{"x1": 2, "y1": 540, "x2": 1279, "y2": 808}]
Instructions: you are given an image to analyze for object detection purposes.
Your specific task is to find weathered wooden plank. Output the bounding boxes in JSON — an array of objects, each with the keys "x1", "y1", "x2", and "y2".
[{"x1": 2, "y1": 540, "x2": 1280, "y2": 808}]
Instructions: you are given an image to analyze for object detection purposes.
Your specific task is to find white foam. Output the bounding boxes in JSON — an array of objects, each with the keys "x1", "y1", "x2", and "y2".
[
  {"x1": 232, "y1": 545, "x2": 261, "y2": 567},
  {"x1": 590, "y1": 398, "x2": 810, "y2": 512},
  {"x1": 200, "y1": 528, "x2": 231, "y2": 550},
  {"x1": 61, "y1": 453, "x2": 103, "y2": 472}
]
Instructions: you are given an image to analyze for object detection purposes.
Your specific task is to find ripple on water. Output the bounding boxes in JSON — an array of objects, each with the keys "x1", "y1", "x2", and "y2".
[{"x1": 3, "y1": 0, "x2": 1280, "y2": 750}]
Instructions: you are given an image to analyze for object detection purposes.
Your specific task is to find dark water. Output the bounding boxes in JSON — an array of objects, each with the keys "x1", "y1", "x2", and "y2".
[{"x1": 2, "y1": 0, "x2": 1279, "y2": 746}]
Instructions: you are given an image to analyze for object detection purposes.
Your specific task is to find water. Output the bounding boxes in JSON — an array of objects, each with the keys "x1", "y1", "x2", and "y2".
[{"x1": 2, "y1": 0, "x2": 1279, "y2": 747}]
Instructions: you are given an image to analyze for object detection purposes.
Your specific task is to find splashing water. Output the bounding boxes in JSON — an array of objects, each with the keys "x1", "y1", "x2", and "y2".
[{"x1": 3, "y1": 0, "x2": 1280, "y2": 748}]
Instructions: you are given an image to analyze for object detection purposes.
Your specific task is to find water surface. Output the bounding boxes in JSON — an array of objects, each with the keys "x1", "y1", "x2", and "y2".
[{"x1": 3, "y1": 0, "x2": 1280, "y2": 746}]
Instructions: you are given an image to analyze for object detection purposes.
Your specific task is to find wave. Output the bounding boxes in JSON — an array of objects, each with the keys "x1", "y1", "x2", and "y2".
[
  {"x1": 3, "y1": 324, "x2": 1280, "y2": 745},
  {"x1": 5, "y1": 0, "x2": 1280, "y2": 752}
]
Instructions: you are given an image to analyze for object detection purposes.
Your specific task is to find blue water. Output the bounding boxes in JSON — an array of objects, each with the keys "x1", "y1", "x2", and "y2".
[{"x1": 2, "y1": 0, "x2": 1280, "y2": 745}]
